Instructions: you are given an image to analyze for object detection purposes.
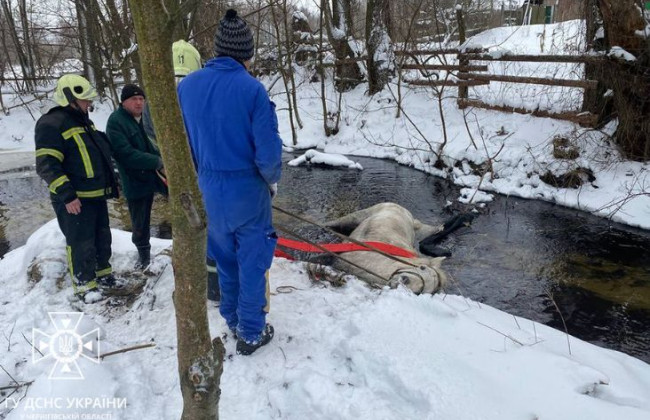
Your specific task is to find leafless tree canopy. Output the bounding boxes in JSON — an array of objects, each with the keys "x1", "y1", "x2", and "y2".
[{"x1": 0, "y1": 0, "x2": 647, "y2": 158}]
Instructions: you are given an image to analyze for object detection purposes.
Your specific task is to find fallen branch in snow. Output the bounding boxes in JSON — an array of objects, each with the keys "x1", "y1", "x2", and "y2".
[
  {"x1": 591, "y1": 172, "x2": 649, "y2": 222},
  {"x1": 0, "y1": 363, "x2": 32, "y2": 409},
  {"x1": 0, "y1": 380, "x2": 33, "y2": 392},
  {"x1": 134, "y1": 262, "x2": 170, "y2": 312},
  {"x1": 2, "y1": 320, "x2": 15, "y2": 352},
  {"x1": 512, "y1": 315, "x2": 521, "y2": 330},
  {"x1": 476, "y1": 321, "x2": 524, "y2": 346},
  {"x1": 0, "y1": 379, "x2": 32, "y2": 412},
  {"x1": 22, "y1": 332, "x2": 43, "y2": 357},
  {"x1": 100, "y1": 343, "x2": 156, "y2": 360},
  {"x1": 0, "y1": 363, "x2": 18, "y2": 384}
]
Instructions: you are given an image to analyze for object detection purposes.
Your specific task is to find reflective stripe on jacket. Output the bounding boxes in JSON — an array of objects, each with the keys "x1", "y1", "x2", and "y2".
[{"x1": 35, "y1": 106, "x2": 118, "y2": 203}]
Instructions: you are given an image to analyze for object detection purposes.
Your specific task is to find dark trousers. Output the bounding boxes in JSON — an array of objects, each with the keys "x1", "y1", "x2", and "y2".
[
  {"x1": 53, "y1": 199, "x2": 112, "y2": 284},
  {"x1": 207, "y1": 257, "x2": 220, "y2": 301},
  {"x1": 127, "y1": 194, "x2": 154, "y2": 250}
]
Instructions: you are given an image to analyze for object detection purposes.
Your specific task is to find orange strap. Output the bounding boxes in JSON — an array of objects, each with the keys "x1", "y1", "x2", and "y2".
[{"x1": 274, "y1": 237, "x2": 416, "y2": 260}]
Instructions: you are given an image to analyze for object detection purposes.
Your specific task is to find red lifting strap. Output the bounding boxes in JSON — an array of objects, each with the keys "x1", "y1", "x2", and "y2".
[{"x1": 275, "y1": 237, "x2": 416, "y2": 259}]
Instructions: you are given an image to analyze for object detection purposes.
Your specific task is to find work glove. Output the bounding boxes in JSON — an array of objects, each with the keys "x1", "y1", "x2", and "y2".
[{"x1": 269, "y1": 183, "x2": 278, "y2": 200}]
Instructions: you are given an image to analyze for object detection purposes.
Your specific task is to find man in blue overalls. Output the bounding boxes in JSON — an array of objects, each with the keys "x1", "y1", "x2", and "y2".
[{"x1": 178, "y1": 9, "x2": 282, "y2": 355}]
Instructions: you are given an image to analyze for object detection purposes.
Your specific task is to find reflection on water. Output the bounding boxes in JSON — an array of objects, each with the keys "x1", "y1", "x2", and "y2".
[{"x1": 1, "y1": 155, "x2": 650, "y2": 363}]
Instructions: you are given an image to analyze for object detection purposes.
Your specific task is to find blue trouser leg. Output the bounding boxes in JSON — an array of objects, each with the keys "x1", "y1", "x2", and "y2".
[
  {"x1": 235, "y1": 224, "x2": 272, "y2": 340},
  {"x1": 201, "y1": 172, "x2": 276, "y2": 342}
]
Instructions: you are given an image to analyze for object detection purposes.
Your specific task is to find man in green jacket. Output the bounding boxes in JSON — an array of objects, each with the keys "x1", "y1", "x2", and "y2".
[
  {"x1": 106, "y1": 84, "x2": 167, "y2": 270},
  {"x1": 35, "y1": 74, "x2": 120, "y2": 302}
]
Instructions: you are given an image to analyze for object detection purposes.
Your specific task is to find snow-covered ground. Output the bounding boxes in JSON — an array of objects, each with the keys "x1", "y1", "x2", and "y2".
[{"x1": 1, "y1": 222, "x2": 649, "y2": 420}]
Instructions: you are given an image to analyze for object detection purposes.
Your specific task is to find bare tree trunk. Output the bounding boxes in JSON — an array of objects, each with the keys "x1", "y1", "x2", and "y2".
[
  {"x1": 292, "y1": 6, "x2": 316, "y2": 66},
  {"x1": 332, "y1": 0, "x2": 353, "y2": 33},
  {"x1": 127, "y1": 1, "x2": 224, "y2": 419},
  {"x1": 75, "y1": 1, "x2": 93, "y2": 86},
  {"x1": 366, "y1": 0, "x2": 393, "y2": 95},
  {"x1": 456, "y1": 7, "x2": 468, "y2": 101},
  {"x1": 279, "y1": 0, "x2": 303, "y2": 129},
  {"x1": 0, "y1": 0, "x2": 32, "y2": 91},
  {"x1": 595, "y1": 0, "x2": 650, "y2": 160},
  {"x1": 322, "y1": 0, "x2": 363, "y2": 91},
  {"x1": 581, "y1": 0, "x2": 609, "y2": 118},
  {"x1": 270, "y1": 1, "x2": 298, "y2": 144},
  {"x1": 104, "y1": 0, "x2": 134, "y2": 84},
  {"x1": 395, "y1": 0, "x2": 426, "y2": 118},
  {"x1": 17, "y1": 0, "x2": 35, "y2": 81},
  {"x1": 318, "y1": 3, "x2": 336, "y2": 136},
  {"x1": 75, "y1": 0, "x2": 108, "y2": 95}
]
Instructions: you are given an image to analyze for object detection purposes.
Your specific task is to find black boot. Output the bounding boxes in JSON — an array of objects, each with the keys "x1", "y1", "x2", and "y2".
[
  {"x1": 236, "y1": 324, "x2": 274, "y2": 356},
  {"x1": 135, "y1": 246, "x2": 151, "y2": 270},
  {"x1": 97, "y1": 274, "x2": 126, "y2": 291},
  {"x1": 207, "y1": 257, "x2": 220, "y2": 302},
  {"x1": 74, "y1": 279, "x2": 103, "y2": 303}
]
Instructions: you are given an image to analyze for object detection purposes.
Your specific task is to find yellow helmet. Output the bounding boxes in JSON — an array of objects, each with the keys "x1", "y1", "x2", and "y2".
[
  {"x1": 53, "y1": 74, "x2": 98, "y2": 106},
  {"x1": 172, "y1": 40, "x2": 202, "y2": 77}
]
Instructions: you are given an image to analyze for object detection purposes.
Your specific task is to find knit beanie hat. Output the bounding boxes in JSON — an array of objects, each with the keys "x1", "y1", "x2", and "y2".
[
  {"x1": 120, "y1": 84, "x2": 145, "y2": 103},
  {"x1": 214, "y1": 9, "x2": 254, "y2": 62}
]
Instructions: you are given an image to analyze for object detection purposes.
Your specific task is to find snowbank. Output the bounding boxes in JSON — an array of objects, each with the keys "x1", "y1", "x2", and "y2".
[
  {"x1": 287, "y1": 149, "x2": 363, "y2": 169},
  {"x1": 0, "y1": 223, "x2": 649, "y2": 419}
]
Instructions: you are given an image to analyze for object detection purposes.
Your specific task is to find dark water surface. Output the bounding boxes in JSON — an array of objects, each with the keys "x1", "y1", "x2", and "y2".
[
  {"x1": 1, "y1": 154, "x2": 649, "y2": 363},
  {"x1": 274, "y1": 154, "x2": 650, "y2": 364}
]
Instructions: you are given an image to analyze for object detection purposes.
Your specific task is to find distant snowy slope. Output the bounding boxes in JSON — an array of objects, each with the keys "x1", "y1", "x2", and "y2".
[
  {"x1": 463, "y1": 20, "x2": 588, "y2": 112},
  {"x1": 465, "y1": 19, "x2": 586, "y2": 55}
]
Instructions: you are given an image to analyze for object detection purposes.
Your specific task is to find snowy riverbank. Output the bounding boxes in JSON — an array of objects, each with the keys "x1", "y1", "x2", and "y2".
[{"x1": 0, "y1": 222, "x2": 649, "y2": 419}]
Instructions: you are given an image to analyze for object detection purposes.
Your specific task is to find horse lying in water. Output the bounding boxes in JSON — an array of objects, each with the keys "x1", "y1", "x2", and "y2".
[{"x1": 317, "y1": 202, "x2": 473, "y2": 294}]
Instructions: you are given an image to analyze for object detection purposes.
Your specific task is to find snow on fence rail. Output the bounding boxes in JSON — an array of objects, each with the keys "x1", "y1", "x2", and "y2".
[
  {"x1": 395, "y1": 47, "x2": 601, "y2": 126},
  {"x1": 456, "y1": 51, "x2": 603, "y2": 126}
]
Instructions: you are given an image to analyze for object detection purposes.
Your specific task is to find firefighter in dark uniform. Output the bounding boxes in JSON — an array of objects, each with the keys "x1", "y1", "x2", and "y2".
[{"x1": 35, "y1": 74, "x2": 120, "y2": 302}]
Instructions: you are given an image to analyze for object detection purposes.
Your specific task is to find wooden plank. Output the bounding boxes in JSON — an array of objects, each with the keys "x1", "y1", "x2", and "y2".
[
  {"x1": 459, "y1": 53, "x2": 602, "y2": 63},
  {"x1": 457, "y1": 99, "x2": 599, "y2": 127},
  {"x1": 405, "y1": 79, "x2": 490, "y2": 87},
  {"x1": 457, "y1": 73, "x2": 598, "y2": 89},
  {"x1": 400, "y1": 64, "x2": 488, "y2": 72},
  {"x1": 395, "y1": 48, "x2": 485, "y2": 56}
]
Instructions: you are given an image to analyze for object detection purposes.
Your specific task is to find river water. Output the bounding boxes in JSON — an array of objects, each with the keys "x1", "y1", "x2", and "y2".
[{"x1": 1, "y1": 153, "x2": 649, "y2": 363}]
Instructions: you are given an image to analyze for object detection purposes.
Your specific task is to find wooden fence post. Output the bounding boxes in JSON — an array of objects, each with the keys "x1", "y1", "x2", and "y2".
[{"x1": 456, "y1": 8, "x2": 468, "y2": 106}]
